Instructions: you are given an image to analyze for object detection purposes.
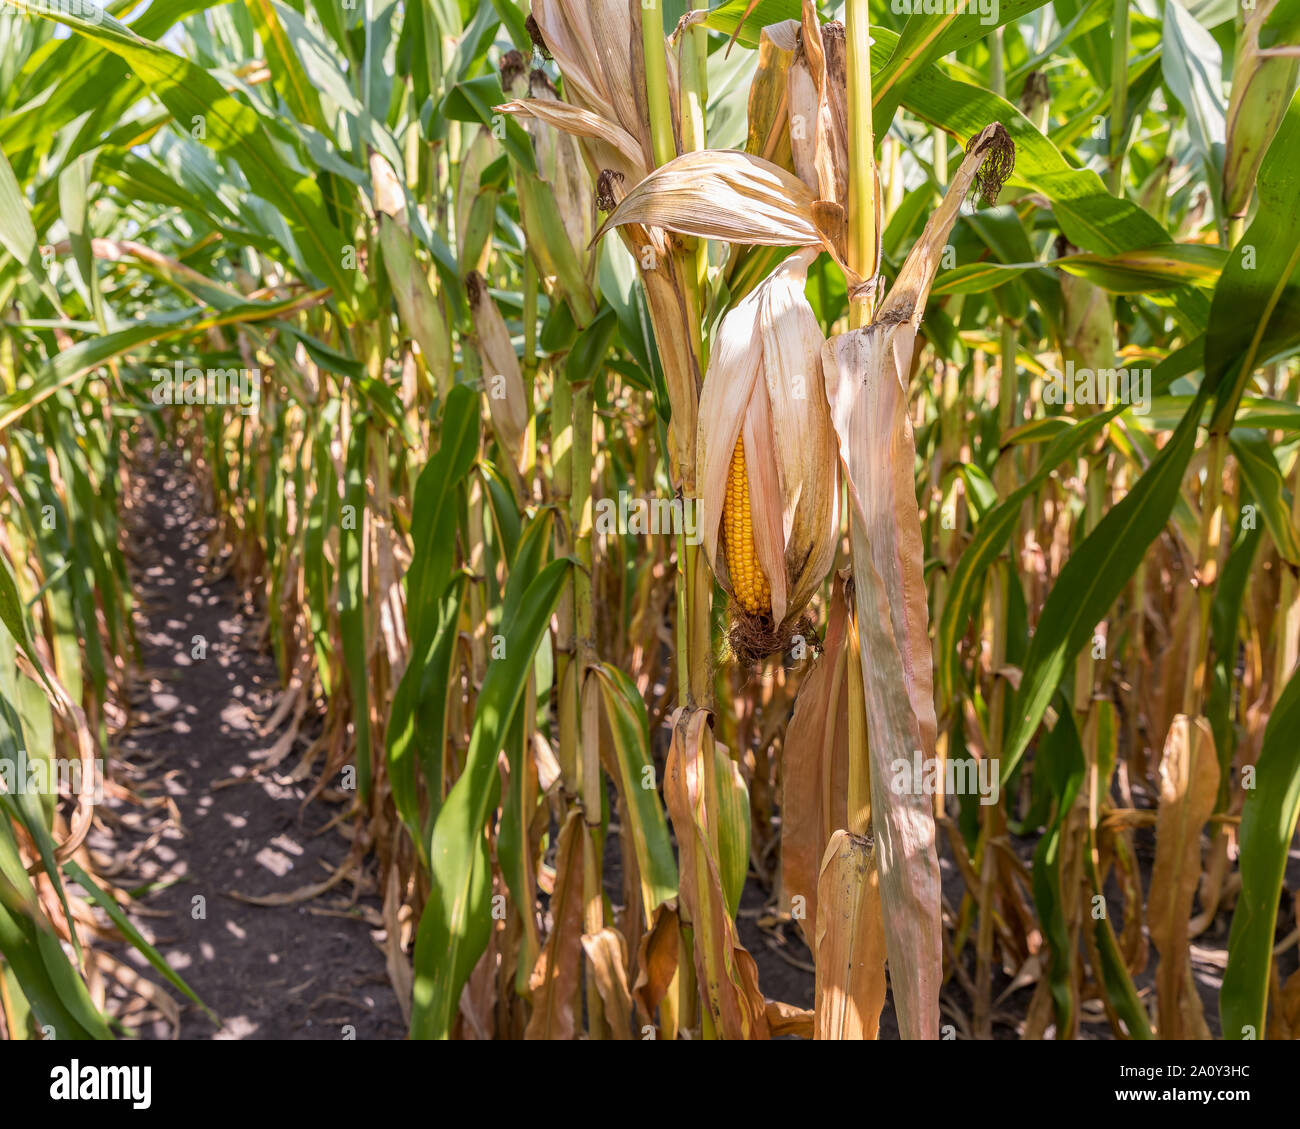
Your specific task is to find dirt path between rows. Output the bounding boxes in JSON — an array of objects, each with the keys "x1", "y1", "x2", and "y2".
[{"x1": 85, "y1": 445, "x2": 403, "y2": 1039}]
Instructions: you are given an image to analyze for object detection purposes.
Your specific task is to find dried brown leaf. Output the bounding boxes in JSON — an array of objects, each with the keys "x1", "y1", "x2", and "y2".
[
  {"x1": 1148, "y1": 714, "x2": 1219, "y2": 1039},
  {"x1": 525, "y1": 810, "x2": 587, "y2": 1039},
  {"x1": 814, "y1": 829, "x2": 887, "y2": 1040},
  {"x1": 665, "y1": 708, "x2": 770, "y2": 1039},
  {"x1": 595, "y1": 150, "x2": 821, "y2": 248}
]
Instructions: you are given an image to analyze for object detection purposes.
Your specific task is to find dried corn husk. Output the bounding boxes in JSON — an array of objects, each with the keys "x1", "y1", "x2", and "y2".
[
  {"x1": 1223, "y1": 0, "x2": 1300, "y2": 220},
  {"x1": 785, "y1": 0, "x2": 857, "y2": 283},
  {"x1": 370, "y1": 153, "x2": 452, "y2": 396},
  {"x1": 745, "y1": 20, "x2": 799, "y2": 169},
  {"x1": 528, "y1": 0, "x2": 677, "y2": 175},
  {"x1": 814, "y1": 830, "x2": 887, "y2": 1040},
  {"x1": 781, "y1": 572, "x2": 853, "y2": 950},
  {"x1": 465, "y1": 270, "x2": 528, "y2": 470},
  {"x1": 788, "y1": 3, "x2": 847, "y2": 210},
  {"x1": 1149, "y1": 714, "x2": 1219, "y2": 1039},
  {"x1": 695, "y1": 247, "x2": 839, "y2": 654},
  {"x1": 595, "y1": 149, "x2": 821, "y2": 248},
  {"x1": 664, "y1": 708, "x2": 770, "y2": 1040}
]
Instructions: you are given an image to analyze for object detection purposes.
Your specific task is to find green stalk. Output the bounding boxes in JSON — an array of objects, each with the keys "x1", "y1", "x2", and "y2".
[
  {"x1": 640, "y1": 0, "x2": 714, "y2": 1037},
  {"x1": 522, "y1": 258, "x2": 539, "y2": 490},
  {"x1": 1183, "y1": 212, "x2": 1251, "y2": 715},
  {"x1": 847, "y1": 0, "x2": 877, "y2": 328},
  {"x1": 932, "y1": 126, "x2": 948, "y2": 195},
  {"x1": 571, "y1": 377, "x2": 607, "y2": 1038},
  {"x1": 1183, "y1": 431, "x2": 1226, "y2": 713},
  {"x1": 679, "y1": 1, "x2": 710, "y2": 372},
  {"x1": 988, "y1": 319, "x2": 1019, "y2": 755},
  {"x1": 572, "y1": 379, "x2": 596, "y2": 750},
  {"x1": 990, "y1": 26, "x2": 1005, "y2": 99},
  {"x1": 1108, "y1": 0, "x2": 1129, "y2": 196},
  {"x1": 551, "y1": 372, "x2": 577, "y2": 790},
  {"x1": 975, "y1": 318, "x2": 1018, "y2": 1039},
  {"x1": 680, "y1": 4, "x2": 708, "y2": 158},
  {"x1": 1272, "y1": 457, "x2": 1300, "y2": 699},
  {"x1": 640, "y1": 1, "x2": 677, "y2": 169}
]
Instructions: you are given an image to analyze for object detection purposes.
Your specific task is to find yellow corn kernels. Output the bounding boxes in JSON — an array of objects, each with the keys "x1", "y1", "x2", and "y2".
[{"x1": 723, "y1": 437, "x2": 771, "y2": 616}]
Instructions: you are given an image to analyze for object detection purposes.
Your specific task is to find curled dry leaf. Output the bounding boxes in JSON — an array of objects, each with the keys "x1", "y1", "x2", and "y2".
[
  {"x1": 465, "y1": 270, "x2": 528, "y2": 471},
  {"x1": 595, "y1": 149, "x2": 822, "y2": 249},
  {"x1": 781, "y1": 571, "x2": 853, "y2": 949},
  {"x1": 1149, "y1": 714, "x2": 1219, "y2": 1039},
  {"x1": 580, "y1": 928, "x2": 635, "y2": 1040},
  {"x1": 664, "y1": 708, "x2": 770, "y2": 1039},
  {"x1": 633, "y1": 900, "x2": 680, "y2": 1037},
  {"x1": 497, "y1": 97, "x2": 647, "y2": 187},
  {"x1": 765, "y1": 998, "x2": 814, "y2": 1038},
  {"x1": 524, "y1": 809, "x2": 587, "y2": 1039}
]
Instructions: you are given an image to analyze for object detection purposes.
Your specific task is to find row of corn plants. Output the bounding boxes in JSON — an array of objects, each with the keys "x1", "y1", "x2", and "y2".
[{"x1": 1, "y1": 0, "x2": 1298, "y2": 1040}]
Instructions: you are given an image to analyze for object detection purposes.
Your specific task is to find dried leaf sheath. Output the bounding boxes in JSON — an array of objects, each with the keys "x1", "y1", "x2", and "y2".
[
  {"x1": 782, "y1": 574, "x2": 853, "y2": 949},
  {"x1": 664, "y1": 709, "x2": 770, "y2": 1039},
  {"x1": 824, "y1": 325, "x2": 943, "y2": 1039},
  {"x1": 814, "y1": 830, "x2": 887, "y2": 1040},
  {"x1": 819, "y1": 124, "x2": 1016, "y2": 1039},
  {"x1": 1149, "y1": 714, "x2": 1219, "y2": 1038}
]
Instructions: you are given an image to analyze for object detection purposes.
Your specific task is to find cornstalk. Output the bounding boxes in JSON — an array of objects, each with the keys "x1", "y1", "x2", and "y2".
[
  {"x1": 847, "y1": 0, "x2": 877, "y2": 328},
  {"x1": 1108, "y1": 0, "x2": 1129, "y2": 196},
  {"x1": 974, "y1": 317, "x2": 1018, "y2": 1039},
  {"x1": 1183, "y1": 432, "x2": 1226, "y2": 714},
  {"x1": 1182, "y1": 214, "x2": 1250, "y2": 716},
  {"x1": 641, "y1": 1, "x2": 677, "y2": 170},
  {"x1": 522, "y1": 258, "x2": 539, "y2": 494},
  {"x1": 551, "y1": 373, "x2": 577, "y2": 789},
  {"x1": 681, "y1": 1, "x2": 710, "y2": 343},
  {"x1": 990, "y1": 27, "x2": 1005, "y2": 98},
  {"x1": 571, "y1": 375, "x2": 606, "y2": 1037},
  {"x1": 1273, "y1": 455, "x2": 1300, "y2": 696},
  {"x1": 572, "y1": 384, "x2": 597, "y2": 797},
  {"x1": 642, "y1": 0, "x2": 707, "y2": 1032}
]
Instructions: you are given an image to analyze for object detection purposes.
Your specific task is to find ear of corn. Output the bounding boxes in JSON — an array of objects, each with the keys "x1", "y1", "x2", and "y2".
[
  {"x1": 723, "y1": 435, "x2": 771, "y2": 617},
  {"x1": 1222, "y1": 0, "x2": 1300, "y2": 220}
]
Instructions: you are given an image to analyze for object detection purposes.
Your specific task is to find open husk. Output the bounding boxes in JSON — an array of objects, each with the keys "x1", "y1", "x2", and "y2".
[{"x1": 695, "y1": 247, "x2": 839, "y2": 659}]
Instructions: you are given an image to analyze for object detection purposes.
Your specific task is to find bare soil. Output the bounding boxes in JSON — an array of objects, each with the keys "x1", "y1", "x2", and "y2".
[{"x1": 87, "y1": 447, "x2": 404, "y2": 1039}]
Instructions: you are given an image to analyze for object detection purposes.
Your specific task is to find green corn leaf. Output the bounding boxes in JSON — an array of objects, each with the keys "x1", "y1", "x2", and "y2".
[
  {"x1": 410, "y1": 556, "x2": 570, "y2": 1039},
  {"x1": 1220, "y1": 663, "x2": 1300, "y2": 1039}
]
